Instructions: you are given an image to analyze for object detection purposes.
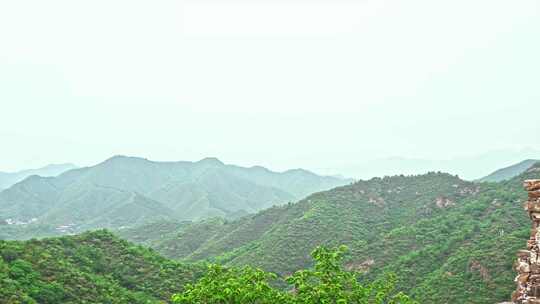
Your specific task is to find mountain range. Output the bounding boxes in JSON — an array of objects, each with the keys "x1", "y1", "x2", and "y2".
[
  {"x1": 0, "y1": 156, "x2": 351, "y2": 237},
  {"x1": 0, "y1": 163, "x2": 77, "y2": 191},
  {"x1": 2, "y1": 157, "x2": 539, "y2": 303},
  {"x1": 118, "y1": 161, "x2": 540, "y2": 303}
]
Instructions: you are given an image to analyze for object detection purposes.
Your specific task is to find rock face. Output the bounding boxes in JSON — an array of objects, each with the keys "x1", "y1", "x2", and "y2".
[
  {"x1": 512, "y1": 179, "x2": 540, "y2": 303},
  {"x1": 435, "y1": 196, "x2": 455, "y2": 208}
]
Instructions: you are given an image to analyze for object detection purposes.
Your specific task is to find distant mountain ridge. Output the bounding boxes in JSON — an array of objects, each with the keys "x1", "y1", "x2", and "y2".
[
  {"x1": 0, "y1": 155, "x2": 351, "y2": 237},
  {"x1": 0, "y1": 163, "x2": 77, "y2": 190},
  {"x1": 477, "y1": 159, "x2": 539, "y2": 182},
  {"x1": 322, "y1": 149, "x2": 540, "y2": 180}
]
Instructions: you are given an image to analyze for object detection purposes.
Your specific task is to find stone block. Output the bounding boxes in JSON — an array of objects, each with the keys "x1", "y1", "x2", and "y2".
[
  {"x1": 529, "y1": 202, "x2": 540, "y2": 212},
  {"x1": 519, "y1": 250, "x2": 532, "y2": 258},
  {"x1": 525, "y1": 180, "x2": 540, "y2": 192},
  {"x1": 531, "y1": 190, "x2": 540, "y2": 199}
]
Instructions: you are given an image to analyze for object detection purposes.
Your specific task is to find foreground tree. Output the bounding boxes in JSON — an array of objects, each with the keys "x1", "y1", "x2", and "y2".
[{"x1": 172, "y1": 245, "x2": 416, "y2": 304}]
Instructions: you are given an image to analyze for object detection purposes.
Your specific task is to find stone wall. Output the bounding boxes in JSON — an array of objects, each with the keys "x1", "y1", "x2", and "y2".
[{"x1": 512, "y1": 179, "x2": 540, "y2": 303}]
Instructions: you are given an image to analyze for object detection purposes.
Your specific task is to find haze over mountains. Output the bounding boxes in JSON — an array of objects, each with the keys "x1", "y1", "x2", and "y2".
[
  {"x1": 2, "y1": 0, "x2": 537, "y2": 301},
  {"x1": 1, "y1": 157, "x2": 539, "y2": 303},
  {"x1": 477, "y1": 159, "x2": 540, "y2": 182},
  {"x1": 0, "y1": 163, "x2": 77, "y2": 191},
  {"x1": 319, "y1": 149, "x2": 540, "y2": 180},
  {"x1": 0, "y1": 155, "x2": 351, "y2": 237}
]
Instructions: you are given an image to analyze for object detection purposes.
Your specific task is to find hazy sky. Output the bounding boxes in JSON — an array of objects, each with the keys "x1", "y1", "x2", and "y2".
[{"x1": 1, "y1": 0, "x2": 539, "y2": 174}]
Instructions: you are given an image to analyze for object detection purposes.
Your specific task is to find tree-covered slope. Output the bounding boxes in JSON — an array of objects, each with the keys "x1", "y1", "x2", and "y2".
[
  {"x1": 0, "y1": 230, "x2": 203, "y2": 303},
  {"x1": 477, "y1": 159, "x2": 539, "y2": 182},
  {"x1": 358, "y1": 174, "x2": 531, "y2": 303},
  {"x1": 124, "y1": 165, "x2": 540, "y2": 303},
  {"x1": 0, "y1": 156, "x2": 350, "y2": 239},
  {"x1": 127, "y1": 172, "x2": 476, "y2": 270}
]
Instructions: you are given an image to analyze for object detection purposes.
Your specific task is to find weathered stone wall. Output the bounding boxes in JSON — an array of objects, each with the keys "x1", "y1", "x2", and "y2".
[{"x1": 512, "y1": 179, "x2": 540, "y2": 303}]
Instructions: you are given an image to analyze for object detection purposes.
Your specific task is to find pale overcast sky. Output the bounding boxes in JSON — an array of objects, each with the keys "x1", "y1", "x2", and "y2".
[{"x1": 0, "y1": 0, "x2": 539, "y2": 176}]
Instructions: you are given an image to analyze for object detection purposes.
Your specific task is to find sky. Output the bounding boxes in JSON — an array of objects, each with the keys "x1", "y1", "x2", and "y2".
[{"x1": 0, "y1": 0, "x2": 539, "y2": 178}]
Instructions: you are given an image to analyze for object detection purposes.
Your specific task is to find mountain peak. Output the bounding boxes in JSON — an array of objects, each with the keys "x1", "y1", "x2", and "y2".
[
  {"x1": 250, "y1": 165, "x2": 270, "y2": 172},
  {"x1": 197, "y1": 157, "x2": 225, "y2": 166},
  {"x1": 102, "y1": 155, "x2": 148, "y2": 164},
  {"x1": 105, "y1": 155, "x2": 131, "y2": 161},
  {"x1": 284, "y1": 168, "x2": 315, "y2": 176}
]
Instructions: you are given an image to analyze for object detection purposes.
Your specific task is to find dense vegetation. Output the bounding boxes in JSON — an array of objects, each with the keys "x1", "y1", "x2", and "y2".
[
  {"x1": 0, "y1": 230, "x2": 416, "y2": 303},
  {"x1": 0, "y1": 156, "x2": 349, "y2": 238},
  {"x1": 172, "y1": 245, "x2": 415, "y2": 304},
  {"x1": 3, "y1": 160, "x2": 538, "y2": 303},
  {"x1": 122, "y1": 163, "x2": 540, "y2": 303},
  {"x1": 0, "y1": 230, "x2": 204, "y2": 303}
]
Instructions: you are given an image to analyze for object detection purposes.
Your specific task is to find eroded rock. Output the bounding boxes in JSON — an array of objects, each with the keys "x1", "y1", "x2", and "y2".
[
  {"x1": 435, "y1": 196, "x2": 454, "y2": 208},
  {"x1": 512, "y1": 180, "x2": 540, "y2": 303}
]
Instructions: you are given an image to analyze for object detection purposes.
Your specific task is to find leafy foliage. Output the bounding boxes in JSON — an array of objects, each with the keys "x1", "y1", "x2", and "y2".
[
  {"x1": 172, "y1": 245, "x2": 415, "y2": 304},
  {"x1": 1, "y1": 232, "x2": 413, "y2": 303},
  {"x1": 0, "y1": 230, "x2": 204, "y2": 303}
]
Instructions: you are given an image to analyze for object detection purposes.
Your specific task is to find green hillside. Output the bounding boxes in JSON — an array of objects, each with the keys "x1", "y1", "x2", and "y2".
[
  {"x1": 0, "y1": 230, "x2": 417, "y2": 304},
  {"x1": 122, "y1": 165, "x2": 540, "y2": 303},
  {"x1": 0, "y1": 230, "x2": 203, "y2": 303},
  {"x1": 0, "y1": 156, "x2": 350, "y2": 239},
  {"x1": 3, "y1": 159, "x2": 535, "y2": 303},
  {"x1": 477, "y1": 159, "x2": 539, "y2": 182}
]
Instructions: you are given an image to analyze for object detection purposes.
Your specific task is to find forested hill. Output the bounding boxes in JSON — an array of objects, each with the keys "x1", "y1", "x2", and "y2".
[
  {"x1": 0, "y1": 156, "x2": 350, "y2": 238},
  {"x1": 121, "y1": 164, "x2": 540, "y2": 303},
  {"x1": 477, "y1": 159, "x2": 539, "y2": 182},
  {"x1": 0, "y1": 230, "x2": 204, "y2": 303},
  {"x1": 120, "y1": 171, "x2": 479, "y2": 271}
]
